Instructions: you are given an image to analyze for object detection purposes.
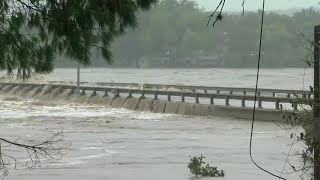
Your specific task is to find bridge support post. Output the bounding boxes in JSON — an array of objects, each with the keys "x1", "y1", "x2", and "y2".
[
  {"x1": 293, "y1": 102, "x2": 298, "y2": 111},
  {"x1": 258, "y1": 98, "x2": 262, "y2": 108},
  {"x1": 141, "y1": 90, "x2": 145, "y2": 98},
  {"x1": 241, "y1": 97, "x2": 245, "y2": 107},
  {"x1": 195, "y1": 94, "x2": 199, "y2": 103},
  {"x1": 91, "y1": 89, "x2": 97, "y2": 97},
  {"x1": 225, "y1": 96, "x2": 229, "y2": 106},
  {"x1": 181, "y1": 93, "x2": 185, "y2": 102},
  {"x1": 210, "y1": 95, "x2": 214, "y2": 105},
  {"x1": 77, "y1": 65, "x2": 80, "y2": 95},
  {"x1": 81, "y1": 88, "x2": 85, "y2": 96},
  {"x1": 275, "y1": 99, "x2": 280, "y2": 109},
  {"x1": 103, "y1": 89, "x2": 108, "y2": 97},
  {"x1": 128, "y1": 90, "x2": 132, "y2": 98},
  {"x1": 167, "y1": 92, "x2": 171, "y2": 101},
  {"x1": 116, "y1": 90, "x2": 120, "y2": 97},
  {"x1": 154, "y1": 91, "x2": 158, "y2": 100}
]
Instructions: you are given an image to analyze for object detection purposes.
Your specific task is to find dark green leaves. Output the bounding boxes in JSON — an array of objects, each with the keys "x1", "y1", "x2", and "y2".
[
  {"x1": 188, "y1": 155, "x2": 224, "y2": 178},
  {"x1": 137, "y1": 0, "x2": 158, "y2": 10},
  {"x1": 0, "y1": 0, "x2": 158, "y2": 79}
]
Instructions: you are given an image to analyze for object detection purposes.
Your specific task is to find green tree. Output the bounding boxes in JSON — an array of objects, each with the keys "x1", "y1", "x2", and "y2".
[
  {"x1": 107, "y1": 1, "x2": 320, "y2": 68},
  {"x1": 0, "y1": 0, "x2": 157, "y2": 79},
  {"x1": 0, "y1": 0, "x2": 157, "y2": 177}
]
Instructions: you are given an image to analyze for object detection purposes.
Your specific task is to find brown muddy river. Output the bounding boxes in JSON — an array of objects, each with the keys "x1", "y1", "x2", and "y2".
[
  {"x1": 0, "y1": 98, "x2": 301, "y2": 180},
  {"x1": 0, "y1": 68, "x2": 310, "y2": 179}
]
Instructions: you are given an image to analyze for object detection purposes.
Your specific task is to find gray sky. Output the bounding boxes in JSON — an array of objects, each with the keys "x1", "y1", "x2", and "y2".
[{"x1": 198, "y1": 0, "x2": 319, "y2": 11}]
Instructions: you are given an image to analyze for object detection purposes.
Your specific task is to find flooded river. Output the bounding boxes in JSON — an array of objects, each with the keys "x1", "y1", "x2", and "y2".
[{"x1": 0, "y1": 68, "x2": 311, "y2": 179}]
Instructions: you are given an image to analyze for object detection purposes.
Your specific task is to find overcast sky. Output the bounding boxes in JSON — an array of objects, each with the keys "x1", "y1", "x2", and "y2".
[{"x1": 198, "y1": 0, "x2": 319, "y2": 11}]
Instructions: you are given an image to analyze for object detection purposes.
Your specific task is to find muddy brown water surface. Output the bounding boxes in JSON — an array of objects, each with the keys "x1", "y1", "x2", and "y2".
[
  {"x1": 0, "y1": 68, "x2": 310, "y2": 179},
  {"x1": 0, "y1": 98, "x2": 301, "y2": 180}
]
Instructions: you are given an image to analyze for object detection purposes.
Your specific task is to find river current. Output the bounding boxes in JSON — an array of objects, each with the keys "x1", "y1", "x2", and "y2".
[{"x1": 0, "y1": 68, "x2": 312, "y2": 180}]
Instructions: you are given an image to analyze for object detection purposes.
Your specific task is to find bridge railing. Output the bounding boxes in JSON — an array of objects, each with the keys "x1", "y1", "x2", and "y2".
[
  {"x1": 0, "y1": 82, "x2": 312, "y2": 111},
  {"x1": 47, "y1": 81, "x2": 312, "y2": 99}
]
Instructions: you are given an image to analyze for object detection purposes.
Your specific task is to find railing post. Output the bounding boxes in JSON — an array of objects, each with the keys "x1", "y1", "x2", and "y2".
[
  {"x1": 168, "y1": 92, "x2": 171, "y2": 101},
  {"x1": 272, "y1": 92, "x2": 276, "y2": 97},
  {"x1": 225, "y1": 96, "x2": 229, "y2": 106},
  {"x1": 128, "y1": 90, "x2": 132, "y2": 98},
  {"x1": 275, "y1": 99, "x2": 280, "y2": 109},
  {"x1": 257, "y1": 92, "x2": 261, "y2": 96},
  {"x1": 241, "y1": 96, "x2": 245, "y2": 107},
  {"x1": 141, "y1": 90, "x2": 145, "y2": 98},
  {"x1": 154, "y1": 91, "x2": 158, "y2": 100},
  {"x1": 258, "y1": 98, "x2": 262, "y2": 108},
  {"x1": 192, "y1": 89, "x2": 195, "y2": 93},
  {"x1": 293, "y1": 101, "x2": 298, "y2": 111},
  {"x1": 103, "y1": 89, "x2": 108, "y2": 97},
  {"x1": 181, "y1": 93, "x2": 185, "y2": 102},
  {"x1": 243, "y1": 91, "x2": 247, "y2": 95},
  {"x1": 195, "y1": 94, "x2": 199, "y2": 103},
  {"x1": 210, "y1": 95, "x2": 214, "y2": 105},
  {"x1": 91, "y1": 88, "x2": 97, "y2": 97},
  {"x1": 115, "y1": 89, "x2": 120, "y2": 97},
  {"x1": 230, "y1": 91, "x2": 233, "y2": 95},
  {"x1": 204, "y1": 89, "x2": 208, "y2": 93},
  {"x1": 81, "y1": 87, "x2": 85, "y2": 95},
  {"x1": 287, "y1": 93, "x2": 291, "y2": 98},
  {"x1": 217, "y1": 90, "x2": 220, "y2": 94}
]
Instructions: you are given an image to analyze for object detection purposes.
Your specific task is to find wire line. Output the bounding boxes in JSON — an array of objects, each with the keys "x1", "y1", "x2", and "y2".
[{"x1": 249, "y1": 0, "x2": 287, "y2": 179}]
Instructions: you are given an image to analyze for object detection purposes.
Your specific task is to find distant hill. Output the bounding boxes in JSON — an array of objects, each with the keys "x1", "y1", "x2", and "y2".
[
  {"x1": 218, "y1": 8, "x2": 320, "y2": 16},
  {"x1": 272, "y1": 8, "x2": 320, "y2": 16}
]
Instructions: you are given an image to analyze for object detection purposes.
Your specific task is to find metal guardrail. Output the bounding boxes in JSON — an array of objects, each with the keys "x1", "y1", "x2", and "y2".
[
  {"x1": 0, "y1": 82, "x2": 312, "y2": 110},
  {"x1": 47, "y1": 81, "x2": 312, "y2": 98}
]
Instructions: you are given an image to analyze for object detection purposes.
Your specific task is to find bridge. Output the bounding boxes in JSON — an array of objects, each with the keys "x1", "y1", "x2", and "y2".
[{"x1": 0, "y1": 81, "x2": 313, "y2": 121}]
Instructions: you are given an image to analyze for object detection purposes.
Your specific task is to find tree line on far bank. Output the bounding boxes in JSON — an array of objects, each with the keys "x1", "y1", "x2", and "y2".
[{"x1": 55, "y1": 0, "x2": 320, "y2": 68}]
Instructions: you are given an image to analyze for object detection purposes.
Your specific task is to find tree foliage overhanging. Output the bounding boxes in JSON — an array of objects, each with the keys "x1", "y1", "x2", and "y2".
[
  {"x1": 84, "y1": 0, "x2": 318, "y2": 69},
  {"x1": 0, "y1": 0, "x2": 157, "y2": 79}
]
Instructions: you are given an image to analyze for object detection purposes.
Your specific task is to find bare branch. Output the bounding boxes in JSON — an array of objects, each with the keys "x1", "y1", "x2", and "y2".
[{"x1": 0, "y1": 131, "x2": 71, "y2": 178}]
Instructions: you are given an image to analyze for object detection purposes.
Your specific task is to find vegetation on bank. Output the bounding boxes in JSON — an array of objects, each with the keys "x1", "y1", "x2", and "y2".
[
  {"x1": 56, "y1": 0, "x2": 320, "y2": 68},
  {"x1": 188, "y1": 155, "x2": 224, "y2": 178}
]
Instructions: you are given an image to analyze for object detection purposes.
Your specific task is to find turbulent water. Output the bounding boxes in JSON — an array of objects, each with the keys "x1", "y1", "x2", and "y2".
[{"x1": 0, "y1": 68, "x2": 312, "y2": 180}]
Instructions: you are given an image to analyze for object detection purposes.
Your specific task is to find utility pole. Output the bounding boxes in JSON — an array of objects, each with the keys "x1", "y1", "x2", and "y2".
[
  {"x1": 77, "y1": 64, "x2": 80, "y2": 95},
  {"x1": 314, "y1": 25, "x2": 320, "y2": 180}
]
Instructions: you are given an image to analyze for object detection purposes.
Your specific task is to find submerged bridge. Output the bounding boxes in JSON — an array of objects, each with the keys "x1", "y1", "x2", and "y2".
[{"x1": 0, "y1": 81, "x2": 313, "y2": 121}]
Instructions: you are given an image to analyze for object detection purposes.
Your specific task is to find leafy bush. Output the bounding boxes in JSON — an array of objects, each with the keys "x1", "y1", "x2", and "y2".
[{"x1": 188, "y1": 155, "x2": 224, "y2": 177}]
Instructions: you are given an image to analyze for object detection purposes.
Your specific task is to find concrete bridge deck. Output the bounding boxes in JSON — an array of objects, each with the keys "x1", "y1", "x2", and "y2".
[{"x1": 0, "y1": 82, "x2": 313, "y2": 121}]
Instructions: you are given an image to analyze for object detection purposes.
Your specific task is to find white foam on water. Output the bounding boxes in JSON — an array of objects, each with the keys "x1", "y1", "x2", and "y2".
[
  {"x1": 75, "y1": 152, "x2": 117, "y2": 160},
  {"x1": 0, "y1": 97, "x2": 175, "y2": 122}
]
